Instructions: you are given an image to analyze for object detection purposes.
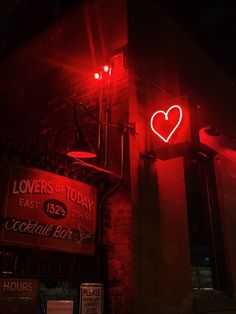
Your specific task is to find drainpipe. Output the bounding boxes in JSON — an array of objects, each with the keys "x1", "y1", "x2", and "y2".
[
  {"x1": 103, "y1": 66, "x2": 112, "y2": 168},
  {"x1": 97, "y1": 127, "x2": 125, "y2": 280}
]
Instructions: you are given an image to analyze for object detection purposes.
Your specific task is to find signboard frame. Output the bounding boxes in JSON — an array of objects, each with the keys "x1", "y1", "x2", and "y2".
[
  {"x1": 1, "y1": 164, "x2": 97, "y2": 255},
  {"x1": 47, "y1": 300, "x2": 74, "y2": 314},
  {"x1": 79, "y1": 283, "x2": 104, "y2": 314},
  {"x1": 0, "y1": 278, "x2": 38, "y2": 314}
]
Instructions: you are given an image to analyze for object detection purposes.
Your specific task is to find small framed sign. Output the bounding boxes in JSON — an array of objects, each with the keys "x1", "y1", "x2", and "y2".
[
  {"x1": 47, "y1": 300, "x2": 73, "y2": 314},
  {"x1": 79, "y1": 283, "x2": 104, "y2": 314}
]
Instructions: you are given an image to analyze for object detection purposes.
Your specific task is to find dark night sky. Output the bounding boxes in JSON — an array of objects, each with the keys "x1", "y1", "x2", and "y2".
[
  {"x1": 0, "y1": 0, "x2": 81, "y2": 58},
  {"x1": 1, "y1": 0, "x2": 236, "y2": 79},
  {"x1": 160, "y1": 0, "x2": 236, "y2": 78}
]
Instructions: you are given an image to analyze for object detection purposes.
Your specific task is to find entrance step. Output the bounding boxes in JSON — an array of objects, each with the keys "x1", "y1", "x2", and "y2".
[{"x1": 193, "y1": 289, "x2": 236, "y2": 313}]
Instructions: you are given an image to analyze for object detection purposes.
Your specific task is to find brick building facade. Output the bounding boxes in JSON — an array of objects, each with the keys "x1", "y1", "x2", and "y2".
[{"x1": 1, "y1": 0, "x2": 236, "y2": 313}]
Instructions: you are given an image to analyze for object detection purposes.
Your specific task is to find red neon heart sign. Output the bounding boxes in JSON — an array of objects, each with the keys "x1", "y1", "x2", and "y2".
[{"x1": 150, "y1": 105, "x2": 183, "y2": 143}]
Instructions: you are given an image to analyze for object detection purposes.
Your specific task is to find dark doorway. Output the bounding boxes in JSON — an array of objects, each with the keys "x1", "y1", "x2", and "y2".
[{"x1": 184, "y1": 152, "x2": 228, "y2": 292}]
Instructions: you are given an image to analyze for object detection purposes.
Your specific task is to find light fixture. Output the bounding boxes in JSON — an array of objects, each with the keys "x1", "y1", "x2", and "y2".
[
  {"x1": 68, "y1": 64, "x2": 114, "y2": 160},
  {"x1": 67, "y1": 136, "x2": 96, "y2": 159},
  {"x1": 103, "y1": 65, "x2": 109, "y2": 73},
  {"x1": 67, "y1": 104, "x2": 97, "y2": 159},
  {"x1": 204, "y1": 127, "x2": 220, "y2": 137},
  {"x1": 94, "y1": 72, "x2": 102, "y2": 80},
  {"x1": 93, "y1": 64, "x2": 111, "y2": 81}
]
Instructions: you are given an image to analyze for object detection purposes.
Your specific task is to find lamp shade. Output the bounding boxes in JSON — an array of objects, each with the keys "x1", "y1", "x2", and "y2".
[
  {"x1": 68, "y1": 103, "x2": 97, "y2": 159},
  {"x1": 67, "y1": 137, "x2": 97, "y2": 159}
]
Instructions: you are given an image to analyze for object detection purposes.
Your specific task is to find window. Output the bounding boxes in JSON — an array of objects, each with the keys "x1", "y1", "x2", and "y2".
[{"x1": 184, "y1": 152, "x2": 228, "y2": 292}]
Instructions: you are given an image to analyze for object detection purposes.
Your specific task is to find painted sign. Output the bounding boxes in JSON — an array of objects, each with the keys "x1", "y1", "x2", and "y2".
[
  {"x1": 47, "y1": 300, "x2": 73, "y2": 314},
  {"x1": 1, "y1": 165, "x2": 97, "y2": 255},
  {"x1": 0, "y1": 278, "x2": 38, "y2": 314},
  {"x1": 150, "y1": 105, "x2": 183, "y2": 143},
  {"x1": 80, "y1": 283, "x2": 103, "y2": 314}
]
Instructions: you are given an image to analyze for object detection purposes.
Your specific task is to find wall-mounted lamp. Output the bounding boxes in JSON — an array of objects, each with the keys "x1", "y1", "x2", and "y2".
[
  {"x1": 68, "y1": 64, "x2": 112, "y2": 161},
  {"x1": 93, "y1": 64, "x2": 111, "y2": 81},
  {"x1": 94, "y1": 72, "x2": 102, "y2": 80},
  {"x1": 204, "y1": 126, "x2": 221, "y2": 137},
  {"x1": 67, "y1": 63, "x2": 135, "y2": 168},
  {"x1": 67, "y1": 135, "x2": 96, "y2": 159},
  {"x1": 67, "y1": 103, "x2": 97, "y2": 159}
]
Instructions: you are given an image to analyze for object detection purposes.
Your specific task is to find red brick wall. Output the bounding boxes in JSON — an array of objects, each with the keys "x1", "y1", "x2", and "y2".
[
  {"x1": 103, "y1": 188, "x2": 133, "y2": 314},
  {"x1": 129, "y1": 64, "x2": 192, "y2": 313},
  {"x1": 100, "y1": 52, "x2": 134, "y2": 313},
  {"x1": 129, "y1": 146, "x2": 192, "y2": 313},
  {"x1": 155, "y1": 157, "x2": 192, "y2": 309},
  {"x1": 3, "y1": 0, "x2": 236, "y2": 313},
  {"x1": 0, "y1": 0, "x2": 128, "y2": 160},
  {"x1": 0, "y1": 0, "x2": 135, "y2": 313}
]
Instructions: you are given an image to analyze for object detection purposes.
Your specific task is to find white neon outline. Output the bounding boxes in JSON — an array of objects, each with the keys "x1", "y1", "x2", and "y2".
[{"x1": 150, "y1": 105, "x2": 183, "y2": 143}]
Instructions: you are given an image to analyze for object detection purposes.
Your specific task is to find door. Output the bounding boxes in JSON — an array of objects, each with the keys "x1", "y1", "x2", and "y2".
[{"x1": 184, "y1": 152, "x2": 228, "y2": 291}]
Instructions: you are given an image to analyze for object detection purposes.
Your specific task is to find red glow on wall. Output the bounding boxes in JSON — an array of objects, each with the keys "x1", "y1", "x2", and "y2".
[{"x1": 150, "y1": 105, "x2": 183, "y2": 143}]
